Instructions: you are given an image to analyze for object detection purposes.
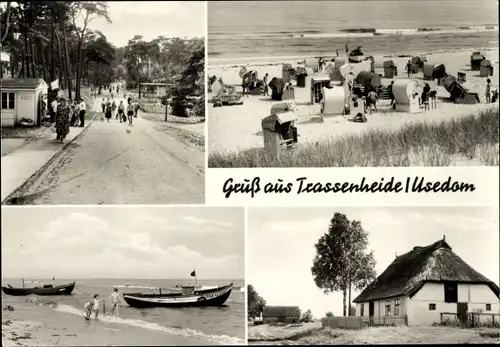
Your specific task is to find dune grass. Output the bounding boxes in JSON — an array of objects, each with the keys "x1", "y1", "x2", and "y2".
[
  {"x1": 208, "y1": 107, "x2": 499, "y2": 167},
  {"x1": 249, "y1": 326, "x2": 500, "y2": 345}
]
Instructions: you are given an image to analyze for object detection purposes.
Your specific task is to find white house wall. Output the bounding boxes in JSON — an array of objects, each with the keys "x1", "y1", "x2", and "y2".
[
  {"x1": 356, "y1": 296, "x2": 408, "y2": 317},
  {"x1": 407, "y1": 282, "x2": 500, "y2": 326}
]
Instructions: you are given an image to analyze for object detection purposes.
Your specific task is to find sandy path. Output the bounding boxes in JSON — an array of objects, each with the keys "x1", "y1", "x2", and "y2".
[
  {"x1": 208, "y1": 49, "x2": 499, "y2": 155},
  {"x1": 12, "y1": 95, "x2": 205, "y2": 204}
]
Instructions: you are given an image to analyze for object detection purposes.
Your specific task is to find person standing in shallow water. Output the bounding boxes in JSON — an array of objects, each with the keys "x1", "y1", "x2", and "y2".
[
  {"x1": 109, "y1": 288, "x2": 121, "y2": 318},
  {"x1": 92, "y1": 294, "x2": 100, "y2": 319}
]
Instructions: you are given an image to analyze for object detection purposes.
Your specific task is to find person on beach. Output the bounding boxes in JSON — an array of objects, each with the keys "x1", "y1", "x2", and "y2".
[
  {"x1": 118, "y1": 101, "x2": 125, "y2": 123},
  {"x1": 406, "y1": 60, "x2": 411, "y2": 78},
  {"x1": 92, "y1": 294, "x2": 100, "y2": 319},
  {"x1": 83, "y1": 301, "x2": 93, "y2": 320},
  {"x1": 388, "y1": 81, "x2": 395, "y2": 108},
  {"x1": 133, "y1": 101, "x2": 140, "y2": 118},
  {"x1": 112, "y1": 100, "x2": 117, "y2": 120},
  {"x1": 110, "y1": 288, "x2": 121, "y2": 318},
  {"x1": 50, "y1": 98, "x2": 59, "y2": 123},
  {"x1": 486, "y1": 79, "x2": 491, "y2": 103},
  {"x1": 126, "y1": 99, "x2": 135, "y2": 126},
  {"x1": 336, "y1": 49, "x2": 339, "y2": 57},
  {"x1": 366, "y1": 88, "x2": 378, "y2": 114},
  {"x1": 263, "y1": 73, "x2": 269, "y2": 96},
  {"x1": 105, "y1": 101, "x2": 112, "y2": 123},
  {"x1": 78, "y1": 98, "x2": 86, "y2": 127},
  {"x1": 241, "y1": 76, "x2": 247, "y2": 97},
  {"x1": 345, "y1": 44, "x2": 349, "y2": 55},
  {"x1": 55, "y1": 97, "x2": 70, "y2": 142}
]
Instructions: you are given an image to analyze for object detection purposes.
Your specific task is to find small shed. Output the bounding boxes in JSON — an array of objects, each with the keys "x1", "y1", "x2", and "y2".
[
  {"x1": 1, "y1": 78, "x2": 48, "y2": 127},
  {"x1": 263, "y1": 306, "x2": 301, "y2": 324},
  {"x1": 392, "y1": 79, "x2": 421, "y2": 113},
  {"x1": 321, "y1": 86, "x2": 345, "y2": 117},
  {"x1": 383, "y1": 60, "x2": 397, "y2": 78},
  {"x1": 470, "y1": 52, "x2": 485, "y2": 71},
  {"x1": 480, "y1": 60, "x2": 493, "y2": 77}
]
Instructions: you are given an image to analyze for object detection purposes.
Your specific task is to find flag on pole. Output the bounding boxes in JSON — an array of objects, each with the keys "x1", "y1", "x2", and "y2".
[
  {"x1": 50, "y1": 79, "x2": 60, "y2": 90},
  {"x1": 190, "y1": 270, "x2": 196, "y2": 277}
]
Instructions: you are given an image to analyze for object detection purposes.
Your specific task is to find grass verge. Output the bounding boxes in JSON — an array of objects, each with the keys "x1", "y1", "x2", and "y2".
[{"x1": 209, "y1": 107, "x2": 499, "y2": 167}]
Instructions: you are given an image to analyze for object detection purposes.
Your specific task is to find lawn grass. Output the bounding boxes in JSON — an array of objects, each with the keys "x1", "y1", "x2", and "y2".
[{"x1": 208, "y1": 107, "x2": 499, "y2": 167}]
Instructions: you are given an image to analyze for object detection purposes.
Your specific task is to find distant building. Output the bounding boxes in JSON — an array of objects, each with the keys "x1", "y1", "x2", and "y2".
[
  {"x1": 353, "y1": 238, "x2": 499, "y2": 326},
  {"x1": 1, "y1": 78, "x2": 48, "y2": 127},
  {"x1": 263, "y1": 305, "x2": 301, "y2": 324},
  {"x1": 1, "y1": 50, "x2": 12, "y2": 79}
]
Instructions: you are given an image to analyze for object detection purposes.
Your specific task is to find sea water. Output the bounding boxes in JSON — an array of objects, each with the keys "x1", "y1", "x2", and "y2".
[
  {"x1": 1, "y1": 278, "x2": 245, "y2": 345},
  {"x1": 208, "y1": 0, "x2": 499, "y2": 64}
]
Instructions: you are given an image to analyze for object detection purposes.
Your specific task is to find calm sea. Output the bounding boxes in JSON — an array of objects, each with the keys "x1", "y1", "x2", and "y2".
[
  {"x1": 208, "y1": 0, "x2": 499, "y2": 64},
  {"x1": 1, "y1": 278, "x2": 245, "y2": 345}
]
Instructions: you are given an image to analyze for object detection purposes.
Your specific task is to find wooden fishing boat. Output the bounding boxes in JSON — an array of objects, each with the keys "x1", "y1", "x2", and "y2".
[
  {"x1": 1, "y1": 281, "x2": 75, "y2": 296},
  {"x1": 123, "y1": 283, "x2": 233, "y2": 308}
]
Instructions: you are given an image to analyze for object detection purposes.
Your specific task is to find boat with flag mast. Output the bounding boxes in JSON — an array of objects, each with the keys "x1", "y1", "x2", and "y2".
[{"x1": 121, "y1": 270, "x2": 233, "y2": 308}]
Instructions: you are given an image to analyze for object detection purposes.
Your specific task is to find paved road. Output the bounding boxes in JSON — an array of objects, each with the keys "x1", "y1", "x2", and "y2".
[{"x1": 14, "y1": 92, "x2": 205, "y2": 204}]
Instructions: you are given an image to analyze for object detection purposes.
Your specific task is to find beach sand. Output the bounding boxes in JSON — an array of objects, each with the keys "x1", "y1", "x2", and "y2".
[
  {"x1": 2, "y1": 303, "x2": 227, "y2": 346},
  {"x1": 207, "y1": 49, "x2": 499, "y2": 158}
]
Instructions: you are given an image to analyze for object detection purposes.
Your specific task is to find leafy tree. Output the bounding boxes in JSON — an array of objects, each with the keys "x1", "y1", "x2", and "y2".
[
  {"x1": 247, "y1": 284, "x2": 266, "y2": 319},
  {"x1": 311, "y1": 213, "x2": 376, "y2": 317},
  {"x1": 325, "y1": 311, "x2": 334, "y2": 317},
  {"x1": 300, "y1": 309, "x2": 314, "y2": 323}
]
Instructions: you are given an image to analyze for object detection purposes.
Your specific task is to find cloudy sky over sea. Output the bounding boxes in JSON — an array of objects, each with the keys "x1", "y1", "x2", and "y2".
[
  {"x1": 2, "y1": 207, "x2": 244, "y2": 280},
  {"x1": 248, "y1": 207, "x2": 499, "y2": 318}
]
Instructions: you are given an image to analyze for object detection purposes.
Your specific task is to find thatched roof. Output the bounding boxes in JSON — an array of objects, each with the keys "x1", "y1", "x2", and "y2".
[{"x1": 353, "y1": 239, "x2": 500, "y2": 303}]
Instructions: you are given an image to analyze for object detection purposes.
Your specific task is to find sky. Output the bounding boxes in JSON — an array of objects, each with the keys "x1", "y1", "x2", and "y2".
[
  {"x1": 247, "y1": 207, "x2": 499, "y2": 319},
  {"x1": 2, "y1": 207, "x2": 244, "y2": 280},
  {"x1": 86, "y1": 1, "x2": 205, "y2": 47}
]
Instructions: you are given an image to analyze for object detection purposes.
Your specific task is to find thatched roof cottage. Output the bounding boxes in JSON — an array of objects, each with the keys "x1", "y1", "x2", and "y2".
[{"x1": 353, "y1": 238, "x2": 499, "y2": 326}]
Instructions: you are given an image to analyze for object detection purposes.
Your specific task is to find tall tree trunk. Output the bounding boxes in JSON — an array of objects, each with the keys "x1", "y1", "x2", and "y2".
[
  {"x1": 54, "y1": 30, "x2": 64, "y2": 91},
  {"x1": 62, "y1": 26, "x2": 72, "y2": 100},
  {"x1": 76, "y1": 41, "x2": 83, "y2": 100},
  {"x1": 50, "y1": 26, "x2": 55, "y2": 82},
  {"x1": 342, "y1": 288, "x2": 347, "y2": 317},
  {"x1": 1, "y1": 2, "x2": 12, "y2": 44},
  {"x1": 30, "y1": 38, "x2": 37, "y2": 78},
  {"x1": 23, "y1": 33, "x2": 30, "y2": 78},
  {"x1": 348, "y1": 282, "x2": 352, "y2": 316}
]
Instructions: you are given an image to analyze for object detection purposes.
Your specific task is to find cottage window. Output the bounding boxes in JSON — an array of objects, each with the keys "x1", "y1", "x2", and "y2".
[
  {"x1": 429, "y1": 303, "x2": 436, "y2": 310},
  {"x1": 394, "y1": 299, "x2": 400, "y2": 316},
  {"x1": 485, "y1": 304, "x2": 491, "y2": 311},
  {"x1": 1, "y1": 92, "x2": 15, "y2": 110},
  {"x1": 444, "y1": 282, "x2": 458, "y2": 303},
  {"x1": 385, "y1": 301, "x2": 391, "y2": 316},
  {"x1": 360, "y1": 304, "x2": 364, "y2": 317}
]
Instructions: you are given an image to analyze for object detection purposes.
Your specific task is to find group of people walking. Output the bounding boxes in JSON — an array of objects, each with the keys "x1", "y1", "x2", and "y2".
[
  {"x1": 51, "y1": 97, "x2": 86, "y2": 143},
  {"x1": 100, "y1": 97, "x2": 139, "y2": 126},
  {"x1": 83, "y1": 288, "x2": 122, "y2": 320}
]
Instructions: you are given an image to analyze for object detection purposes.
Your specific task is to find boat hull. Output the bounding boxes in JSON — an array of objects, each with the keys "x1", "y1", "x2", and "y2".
[
  {"x1": 1, "y1": 282, "x2": 75, "y2": 296},
  {"x1": 123, "y1": 284, "x2": 232, "y2": 308}
]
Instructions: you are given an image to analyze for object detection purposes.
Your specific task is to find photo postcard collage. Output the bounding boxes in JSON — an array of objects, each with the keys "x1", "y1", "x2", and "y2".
[{"x1": 0, "y1": 1, "x2": 499, "y2": 346}]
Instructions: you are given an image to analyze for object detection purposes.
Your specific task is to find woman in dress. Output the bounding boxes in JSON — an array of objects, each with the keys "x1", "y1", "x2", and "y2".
[{"x1": 55, "y1": 97, "x2": 70, "y2": 143}]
